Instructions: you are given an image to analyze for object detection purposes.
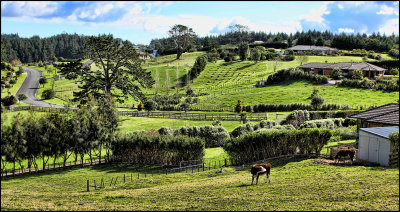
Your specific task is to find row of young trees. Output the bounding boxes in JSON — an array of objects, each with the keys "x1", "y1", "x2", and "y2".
[
  {"x1": 1, "y1": 96, "x2": 119, "y2": 174},
  {"x1": 224, "y1": 128, "x2": 333, "y2": 164}
]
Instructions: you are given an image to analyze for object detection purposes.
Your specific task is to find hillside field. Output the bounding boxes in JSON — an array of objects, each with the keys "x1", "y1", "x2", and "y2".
[{"x1": 1, "y1": 156, "x2": 398, "y2": 210}]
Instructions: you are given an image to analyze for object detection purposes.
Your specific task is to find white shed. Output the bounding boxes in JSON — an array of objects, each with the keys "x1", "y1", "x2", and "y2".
[{"x1": 358, "y1": 127, "x2": 399, "y2": 166}]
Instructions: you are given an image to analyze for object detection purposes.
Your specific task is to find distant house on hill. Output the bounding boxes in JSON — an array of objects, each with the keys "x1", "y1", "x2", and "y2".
[
  {"x1": 285, "y1": 45, "x2": 337, "y2": 55},
  {"x1": 298, "y1": 62, "x2": 386, "y2": 79}
]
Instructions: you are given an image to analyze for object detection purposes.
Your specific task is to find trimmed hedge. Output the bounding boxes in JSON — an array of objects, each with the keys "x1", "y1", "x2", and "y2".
[
  {"x1": 111, "y1": 133, "x2": 205, "y2": 166},
  {"x1": 158, "y1": 125, "x2": 230, "y2": 148},
  {"x1": 224, "y1": 128, "x2": 332, "y2": 164}
]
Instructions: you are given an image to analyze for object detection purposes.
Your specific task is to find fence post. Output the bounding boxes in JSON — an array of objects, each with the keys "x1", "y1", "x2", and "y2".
[
  {"x1": 87, "y1": 180, "x2": 90, "y2": 192},
  {"x1": 124, "y1": 174, "x2": 125, "y2": 183},
  {"x1": 225, "y1": 159, "x2": 227, "y2": 167}
]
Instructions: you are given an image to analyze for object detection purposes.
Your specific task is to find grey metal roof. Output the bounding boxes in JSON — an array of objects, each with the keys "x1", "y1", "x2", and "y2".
[
  {"x1": 287, "y1": 45, "x2": 336, "y2": 51},
  {"x1": 298, "y1": 62, "x2": 386, "y2": 71},
  {"x1": 360, "y1": 127, "x2": 399, "y2": 139},
  {"x1": 349, "y1": 103, "x2": 399, "y2": 126}
]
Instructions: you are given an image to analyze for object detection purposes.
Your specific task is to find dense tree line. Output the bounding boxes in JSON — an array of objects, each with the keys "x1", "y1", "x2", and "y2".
[
  {"x1": 1, "y1": 33, "x2": 89, "y2": 63},
  {"x1": 150, "y1": 29, "x2": 399, "y2": 56}
]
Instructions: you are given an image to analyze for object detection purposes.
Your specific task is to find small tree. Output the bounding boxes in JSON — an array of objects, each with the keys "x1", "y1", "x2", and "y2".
[
  {"x1": 39, "y1": 77, "x2": 48, "y2": 88},
  {"x1": 144, "y1": 99, "x2": 157, "y2": 115},
  {"x1": 352, "y1": 69, "x2": 363, "y2": 80},
  {"x1": 251, "y1": 49, "x2": 261, "y2": 63},
  {"x1": 296, "y1": 51, "x2": 309, "y2": 66},
  {"x1": 235, "y1": 100, "x2": 243, "y2": 113},
  {"x1": 240, "y1": 112, "x2": 248, "y2": 124},
  {"x1": 42, "y1": 89, "x2": 55, "y2": 99},
  {"x1": 137, "y1": 101, "x2": 144, "y2": 111},
  {"x1": 238, "y1": 42, "x2": 249, "y2": 61},
  {"x1": 17, "y1": 93, "x2": 27, "y2": 101},
  {"x1": 180, "y1": 103, "x2": 191, "y2": 113},
  {"x1": 311, "y1": 94, "x2": 325, "y2": 110}
]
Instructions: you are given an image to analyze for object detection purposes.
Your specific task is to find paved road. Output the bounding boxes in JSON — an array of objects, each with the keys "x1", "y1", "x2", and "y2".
[{"x1": 15, "y1": 60, "x2": 92, "y2": 108}]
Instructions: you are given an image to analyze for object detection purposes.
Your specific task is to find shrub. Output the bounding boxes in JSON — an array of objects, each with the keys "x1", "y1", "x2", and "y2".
[
  {"x1": 158, "y1": 127, "x2": 175, "y2": 136},
  {"x1": 352, "y1": 69, "x2": 363, "y2": 80},
  {"x1": 235, "y1": 100, "x2": 243, "y2": 113},
  {"x1": 1, "y1": 95, "x2": 18, "y2": 106},
  {"x1": 144, "y1": 99, "x2": 158, "y2": 113},
  {"x1": 42, "y1": 89, "x2": 55, "y2": 99},
  {"x1": 137, "y1": 102, "x2": 144, "y2": 111},
  {"x1": 8, "y1": 79, "x2": 16, "y2": 84},
  {"x1": 311, "y1": 94, "x2": 325, "y2": 110},
  {"x1": 282, "y1": 110, "x2": 310, "y2": 128},
  {"x1": 224, "y1": 56, "x2": 232, "y2": 62},
  {"x1": 17, "y1": 93, "x2": 27, "y2": 101},
  {"x1": 331, "y1": 68, "x2": 342, "y2": 80}
]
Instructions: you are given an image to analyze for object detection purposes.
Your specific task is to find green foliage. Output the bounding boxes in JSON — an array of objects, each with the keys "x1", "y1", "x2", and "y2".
[
  {"x1": 388, "y1": 49, "x2": 399, "y2": 59},
  {"x1": 238, "y1": 42, "x2": 249, "y2": 61},
  {"x1": 168, "y1": 24, "x2": 197, "y2": 59},
  {"x1": 137, "y1": 101, "x2": 144, "y2": 111},
  {"x1": 56, "y1": 34, "x2": 154, "y2": 104},
  {"x1": 331, "y1": 68, "x2": 342, "y2": 80},
  {"x1": 234, "y1": 100, "x2": 243, "y2": 113},
  {"x1": 1, "y1": 95, "x2": 17, "y2": 106},
  {"x1": 311, "y1": 94, "x2": 325, "y2": 110},
  {"x1": 265, "y1": 68, "x2": 328, "y2": 86},
  {"x1": 224, "y1": 128, "x2": 332, "y2": 163},
  {"x1": 42, "y1": 89, "x2": 55, "y2": 100},
  {"x1": 144, "y1": 99, "x2": 158, "y2": 113},
  {"x1": 282, "y1": 110, "x2": 310, "y2": 128},
  {"x1": 352, "y1": 69, "x2": 363, "y2": 80},
  {"x1": 389, "y1": 132, "x2": 399, "y2": 154},
  {"x1": 17, "y1": 93, "x2": 27, "y2": 101},
  {"x1": 112, "y1": 132, "x2": 204, "y2": 165},
  {"x1": 39, "y1": 77, "x2": 47, "y2": 88},
  {"x1": 190, "y1": 54, "x2": 208, "y2": 80}
]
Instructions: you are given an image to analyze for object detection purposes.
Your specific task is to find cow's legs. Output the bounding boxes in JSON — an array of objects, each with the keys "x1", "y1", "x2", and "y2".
[
  {"x1": 251, "y1": 175, "x2": 255, "y2": 185},
  {"x1": 256, "y1": 175, "x2": 260, "y2": 185}
]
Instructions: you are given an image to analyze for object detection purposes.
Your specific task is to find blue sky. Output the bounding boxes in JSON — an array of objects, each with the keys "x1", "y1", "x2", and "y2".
[{"x1": 1, "y1": 1, "x2": 399, "y2": 45}]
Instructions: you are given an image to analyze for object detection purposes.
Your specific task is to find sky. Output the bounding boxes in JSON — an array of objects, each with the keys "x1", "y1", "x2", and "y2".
[{"x1": 1, "y1": 1, "x2": 399, "y2": 45}]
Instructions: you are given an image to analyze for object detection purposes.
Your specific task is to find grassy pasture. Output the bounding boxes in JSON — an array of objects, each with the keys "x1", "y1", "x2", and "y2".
[
  {"x1": 194, "y1": 80, "x2": 399, "y2": 109},
  {"x1": 1, "y1": 156, "x2": 398, "y2": 211}
]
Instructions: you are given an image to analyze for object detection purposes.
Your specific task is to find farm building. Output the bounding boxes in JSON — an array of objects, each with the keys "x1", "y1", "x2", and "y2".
[
  {"x1": 297, "y1": 62, "x2": 386, "y2": 79},
  {"x1": 357, "y1": 127, "x2": 399, "y2": 166},
  {"x1": 284, "y1": 45, "x2": 337, "y2": 55},
  {"x1": 349, "y1": 103, "x2": 399, "y2": 130}
]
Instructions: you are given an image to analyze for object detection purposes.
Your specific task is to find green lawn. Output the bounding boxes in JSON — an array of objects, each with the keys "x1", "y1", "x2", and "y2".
[{"x1": 1, "y1": 156, "x2": 398, "y2": 210}]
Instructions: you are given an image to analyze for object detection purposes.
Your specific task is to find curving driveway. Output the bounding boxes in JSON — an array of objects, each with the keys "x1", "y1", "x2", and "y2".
[{"x1": 15, "y1": 60, "x2": 92, "y2": 108}]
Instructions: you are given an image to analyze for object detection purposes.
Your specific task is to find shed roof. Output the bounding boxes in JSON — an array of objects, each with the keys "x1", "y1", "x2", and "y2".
[
  {"x1": 287, "y1": 45, "x2": 336, "y2": 51},
  {"x1": 360, "y1": 127, "x2": 399, "y2": 139},
  {"x1": 349, "y1": 103, "x2": 399, "y2": 126},
  {"x1": 298, "y1": 62, "x2": 386, "y2": 71}
]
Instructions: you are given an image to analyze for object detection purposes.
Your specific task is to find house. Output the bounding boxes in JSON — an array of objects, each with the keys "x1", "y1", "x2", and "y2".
[
  {"x1": 349, "y1": 103, "x2": 399, "y2": 129},
  {"x1": 358, "y1": 126, "x2": 398, "y2": 166},
  {"x1": 297, "y1": 62, "x2": 386, "y2": 79},
  {"x1": 349, "y1": 103, "x2": 399, "y2": 166},
  {"x1": 285, "y1": 45, "x2": 337, "y2": 55}
]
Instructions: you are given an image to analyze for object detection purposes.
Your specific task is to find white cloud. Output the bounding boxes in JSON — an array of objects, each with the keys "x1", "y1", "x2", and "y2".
[
  {"x1": 299, "y1": 2, "x2": 331, "y2": 23},
  {"x1": 338, "y1": 28, "x2": 355, "y2": 33},
  {"x1": 379, "y1": 18, "x2": 399, "y2": 35},
  {"x1": 377, "y1": 4, "x2": 399, "y2": 16},
  {"x1": 1, "y1": 1, "x2": 58, "y2": 17},
  {"x1": 337, "y1": 4, "x2": 344, "y2": 9}
]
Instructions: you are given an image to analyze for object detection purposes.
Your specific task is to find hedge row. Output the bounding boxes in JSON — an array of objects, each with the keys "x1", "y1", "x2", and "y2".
[
  {"x1": 158, "y1": 125, "x2": 230, "y2": 148},
  {"x1": 261, "y1": 68, "x2": 328, "y2": 86},
  {"x1": 338, "y1": 78, "x2": 399, "y2": 92},
  {"x1": 111, "y1": 133, "x2": 204, "y2": 166},
  {"x1": 299, "y1": 118, "x2": 355, "y2": 130},
  {"x1": 252, "y1": 103, "x2": 348, "y2": 112},
  {"x1": 230, "y1": 120, "x2": 295, "y2": 138},
  {"x1": 224, "y1": 128, "x2": 332, "y2": 164}
]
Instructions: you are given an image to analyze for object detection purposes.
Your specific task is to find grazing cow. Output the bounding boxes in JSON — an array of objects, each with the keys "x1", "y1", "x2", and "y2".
[
  {"x1": 251, "y1": 163, "x2": 271, "y2": 185},
  {"x1": 334, "y1": 149, "x2": 356, "y2": 164}
]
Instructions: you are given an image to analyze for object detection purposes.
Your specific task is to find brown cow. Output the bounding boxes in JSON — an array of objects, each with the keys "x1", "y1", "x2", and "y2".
[
  {"x1": 334, "y1": 149, "x2": 356, "y2": 164},
  {"x1": 251, "y1": 163, "x2": 271, "y2": 185}
]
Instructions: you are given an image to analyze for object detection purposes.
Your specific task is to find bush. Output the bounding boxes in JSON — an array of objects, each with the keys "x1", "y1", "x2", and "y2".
[
  {"x1": 331, "y1": 68, "x2": 342, "y2": 80},
  {"x1": 144, "y1": 99, "x2": 158, "y2": 113},
  {"x1": 1, "y1": 95, "x2": 18, "y2": 106},
  {"x1": 224, "y1": 56, "x2": 232, "y2": 62},
  {"x1": 311, "y1": 94, "x2": 325, "y2": 110},
  {"x1": 17, "y1": 93, "x2": 27, "y2": 101},
  {"x1": 166, "y1": 125, "x2": 230, "y2": 148},
  {"x1": 224, "y1": 128, "x2": 332, "y2": 164},
  {"x1": 8, "y1": 79, "x2": 16, "y2": 84},
  {"x1": 388, "y1": 49, "x2": 399, "y2": 59},
  {"x1": 42, "y1": 89, "x2": 55, "y2": 99}
]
